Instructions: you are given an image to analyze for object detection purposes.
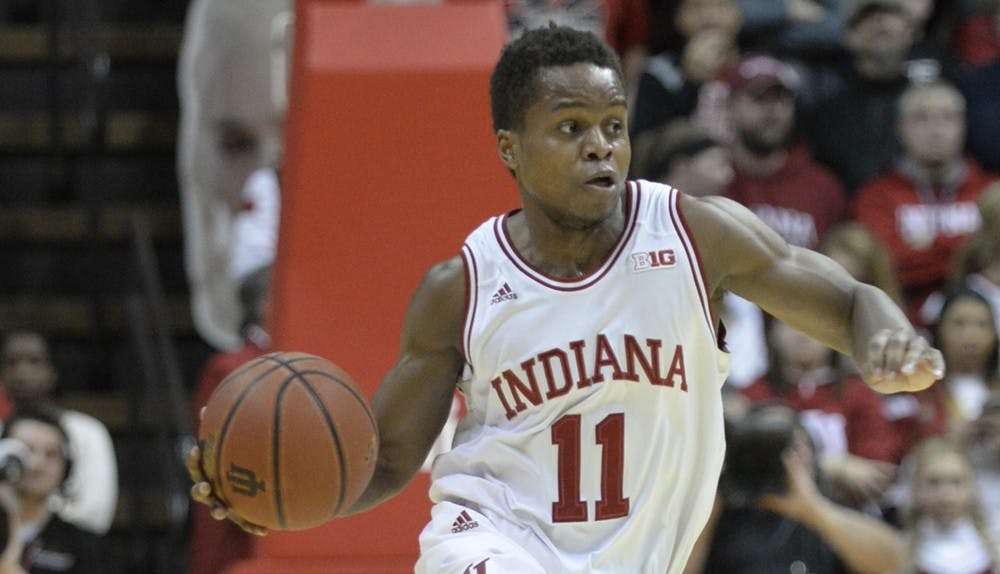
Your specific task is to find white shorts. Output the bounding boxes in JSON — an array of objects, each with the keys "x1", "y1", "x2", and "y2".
[{"x1": 415, "y1": 502, "x2": 547, "y2": 574}]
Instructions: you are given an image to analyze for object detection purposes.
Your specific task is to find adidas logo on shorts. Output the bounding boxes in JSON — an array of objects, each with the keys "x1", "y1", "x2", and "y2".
[{"x1": 451, "y1": 510, "x2": 480, "y2": 533}]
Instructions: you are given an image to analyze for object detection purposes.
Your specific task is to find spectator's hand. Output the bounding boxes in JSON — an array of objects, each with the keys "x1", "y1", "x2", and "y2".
[
  {"x1": 758, "y1": 448, "x2": 821, "y2": 521},
  {"x1": 682, "y1": 30, "x2": 736, "y2": 84},
  {"x1": 821, "y1": 454, "x2": 896, "y2": 503},
  {"x1": 0, "y1": 486, "x2": 25, "y2": 574},
  {"x1": 186, "y1": 444, "x2": 268, "y2": 537},
  {"x1": 860, "y1": 328, "x2": 944, "y2": 394},
  {"x1": 787, "y1": 0, "x2": 826, "y2": 23}
]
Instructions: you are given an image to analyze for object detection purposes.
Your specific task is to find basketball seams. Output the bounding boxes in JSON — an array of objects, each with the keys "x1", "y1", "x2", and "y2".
[
  {"x1": 294, "y1": 370, "x2": 378, "y2": 433},
  {"x1": 214, "y1": 352, "x2": 313, "y2": 396},
  {"x1": 293, "y1": 377, "x2": 349, "y2": 518},
  {"x1": 213, "y1": 369, "x2": 295, "y2": 509},
  {"x1": 272, "y1": 378, "x2": 300, "y2": 530},
  {"x1": 264, "y1": 353, "x2": 373, "y2": 519}
]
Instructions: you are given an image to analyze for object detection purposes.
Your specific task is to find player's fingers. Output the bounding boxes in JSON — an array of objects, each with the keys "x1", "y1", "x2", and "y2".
[
  {"x1": 190, "y1": 481, "x2": 214, "y2": 506},
  {"x1": 186, "y1": 445, "x2": 206, "y2": 483},
  {"x1": 923, "y1": 347, "x2": 945, "y2": 380},
  {"x1": 864, "y1": 329, "x2": 892, "y2": 378},
  {"x1": 227, "y1": 510, "x2": 268, "y2": 536},
  {"x1": 880, "y1": 329, "x2": 911, "y2": 376}
]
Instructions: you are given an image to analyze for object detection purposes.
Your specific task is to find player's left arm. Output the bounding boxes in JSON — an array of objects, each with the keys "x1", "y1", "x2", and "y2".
[
  {"x1": 679, "y1": 194, "x2": 943, "y2": 394},
  {"x1": 341, "y1": 255, "x2": 468, "y2": 516}
]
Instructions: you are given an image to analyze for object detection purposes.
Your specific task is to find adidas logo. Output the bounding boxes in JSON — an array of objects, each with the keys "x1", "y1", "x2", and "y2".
[
  {"x1": 490, "y1": 282, "x2": 518, "y2": 305},
  {"x1": 451, "y1": 510, "x2": 480, "y2": 533}
]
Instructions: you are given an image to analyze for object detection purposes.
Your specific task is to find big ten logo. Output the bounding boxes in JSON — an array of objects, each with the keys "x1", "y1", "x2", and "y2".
[{"x1": 630, "y1": 249, "x2": 676, "y2": 272}]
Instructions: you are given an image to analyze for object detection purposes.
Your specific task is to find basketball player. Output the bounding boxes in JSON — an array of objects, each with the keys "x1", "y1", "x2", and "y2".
[{"x1": 189, "y1": 24, "x2": 943, "y2": 573}]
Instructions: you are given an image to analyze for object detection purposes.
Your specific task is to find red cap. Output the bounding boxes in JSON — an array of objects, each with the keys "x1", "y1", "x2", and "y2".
[{"x1": 722, "y1": 54, "x2": 800, "y2": 96}]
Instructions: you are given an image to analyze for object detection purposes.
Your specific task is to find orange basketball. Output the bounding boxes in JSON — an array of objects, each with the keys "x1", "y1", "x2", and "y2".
[{"x1": 198, "y1": 351, "x2": 379, "y2": 530}]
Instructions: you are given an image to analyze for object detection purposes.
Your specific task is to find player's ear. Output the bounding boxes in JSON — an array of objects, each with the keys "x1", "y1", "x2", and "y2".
[{"x1": 497, "y1": 130, "x2": 518, "y2": 172}]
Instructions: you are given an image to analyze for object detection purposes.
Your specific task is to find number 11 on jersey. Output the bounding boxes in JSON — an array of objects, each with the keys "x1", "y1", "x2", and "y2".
[{"x1": 551, "y1": 412, "x2": 630, "y2": 523}]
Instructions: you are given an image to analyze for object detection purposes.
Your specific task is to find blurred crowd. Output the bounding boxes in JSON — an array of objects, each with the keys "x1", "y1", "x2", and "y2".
[
  {"x1": 617, "y1": 0, "x2": 1000, "y2": 571},
  {"x1": 174, "y1": 0, "x2": 1000, "y2": 572}
]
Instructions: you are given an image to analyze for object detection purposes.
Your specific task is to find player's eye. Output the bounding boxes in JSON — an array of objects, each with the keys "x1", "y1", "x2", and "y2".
[{"x1": 558, "y1": 121, "x2": 580, "y2": 135}]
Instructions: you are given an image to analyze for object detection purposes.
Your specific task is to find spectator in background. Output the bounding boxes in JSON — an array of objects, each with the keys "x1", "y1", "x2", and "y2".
[
  {"x1": 0, "y1": 333, "x2": 116, "y2": 537},
  {"x1": 630, "y1": 119, "x2": 768, "y2": 389},
  {"x1": 960, "y1": 391, "x2": 1000, "y2": 538},
  {"x1": 0, "y1": 408, "x2": 107, "y2": 574},
  {"x1": 187, "y1": 267, "x2": 271, "y2": 574},
  {"x1": 630, "y1": 119, "x2": 733, "y2": 196},
  {"x1": 187, "y1": 163, "x2": 278, "y2": 574},
  {"x1": 854, "y1": 80, "x2": 994, "y2": 321},
  {"x1": 820, "y1": 221, "x2": 905, "y2": 309},
  {"x1": 899, "y1": 438, "x2": 1000, "y2": 574},
  {"x1": 959, "y1": 4, "x2": 1000, "y2": 173},
  {"x1": 686, "y1": 403, "x2": 907, "y2": 574},
  {"x1": 739, "y1": 0, "x2": 844, "y2": 62},
  {"x1": 741, "y1": 320, "x2": 899, "y2": 502},
  {"x1": 926, "y1": 183, "x2": 1000, "y2": 334},
  {"x1": 884, "y1": 288, "x2": 998, "y2": 467},
  {"x1": 723, "y1": 53, "x2": 848, "y2": 250},
  {"x1": 505, "y1": 0, "x2": 649, "y2": 104},
  {"x1": 806, "y1": 0, "x2": 937, "y2": 194},
  {"x1": 952, "y1": 0, "x2": 1000, "y2": 69},
  {"x1": 631, "y1": 0, "x2": 742, "y2": 139},
  {"x1": 932, "y1": 288, "x2": 999, "y2": 429},
  {"x1": 177, "y1": 0, "x2": 290, "y2": 352}
]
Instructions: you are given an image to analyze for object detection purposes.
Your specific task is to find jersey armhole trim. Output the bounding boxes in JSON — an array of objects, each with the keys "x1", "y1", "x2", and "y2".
[
  {"x1": 665, "y1": 186, "x2": 718, "y2": 344},
  {"x1": 459, "y1": 245, "x2": 477, "y2": 365}
]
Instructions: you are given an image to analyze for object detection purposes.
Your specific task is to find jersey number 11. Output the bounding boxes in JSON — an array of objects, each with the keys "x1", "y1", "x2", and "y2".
[{"x1": 551, "y1": 413, "x2": 630, "y2": 523}]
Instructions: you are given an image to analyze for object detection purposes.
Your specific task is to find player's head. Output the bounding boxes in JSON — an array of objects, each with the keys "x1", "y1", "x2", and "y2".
[
  {"x1": 489, "y1": 24, "x2": 631, "y2": 225},
  {"x1": 2, "y1": 406, "x2": 73, "y2": 500},
  {"x1": 0, "y1": 331, "x2": 57, "y2": 403},
  {"x1": 490, "y1": 23, "x2": 624, "y2": 133}
]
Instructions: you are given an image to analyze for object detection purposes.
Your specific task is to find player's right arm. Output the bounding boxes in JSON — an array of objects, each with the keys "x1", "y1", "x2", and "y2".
[
  {"x1": 187, "y1": 255, "x2": 468, "y2": 529},
  {"x1": 342, "y1": 255, "x2": 467, "y2": 515}
]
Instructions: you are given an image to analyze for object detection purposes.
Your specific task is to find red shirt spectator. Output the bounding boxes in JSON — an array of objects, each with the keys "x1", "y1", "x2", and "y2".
[
  {"x1": 742, "y1": 374, "x2": 898, "y2": 464},
  {"x1": 728, "y1": 145, "x2": 848, "y2": 249},
  {"x1": 854, "y1": 160, "x2": 995, "y2": 320}
]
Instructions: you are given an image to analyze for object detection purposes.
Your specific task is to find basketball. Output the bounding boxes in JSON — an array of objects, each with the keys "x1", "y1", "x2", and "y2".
[{"x1": 198, "y1": 351, "x2": 379, "y2": 531}]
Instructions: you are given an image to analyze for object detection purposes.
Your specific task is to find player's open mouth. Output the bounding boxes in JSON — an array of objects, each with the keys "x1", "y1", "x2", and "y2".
[{"x1": 585, "y1": 174, "x2": 616, "y2": 188}]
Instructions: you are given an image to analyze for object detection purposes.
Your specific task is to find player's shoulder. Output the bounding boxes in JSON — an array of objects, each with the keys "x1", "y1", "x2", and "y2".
[
  {"x1": 675, "y1": 192, "x2": 750, "y2": 224},
  {"x1": 413, "y1": 255, "x2": 466, "y2": 311}
]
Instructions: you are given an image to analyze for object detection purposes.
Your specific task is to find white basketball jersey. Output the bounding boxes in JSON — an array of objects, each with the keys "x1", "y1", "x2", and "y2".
[{"x1": 429, "y1": 181, "x2": 730, "y2": 573}]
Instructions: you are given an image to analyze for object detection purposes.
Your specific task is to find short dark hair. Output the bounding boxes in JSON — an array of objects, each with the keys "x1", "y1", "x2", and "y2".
[
  {"x1": 489, "y1": 23, "x2": 624, "y2": 132},
  {"x1": 2, "y1": 405, "x2": 74, "y2": 490}
]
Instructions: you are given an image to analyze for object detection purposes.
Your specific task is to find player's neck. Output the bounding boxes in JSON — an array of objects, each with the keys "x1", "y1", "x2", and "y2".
[{"x1": 507, "y1": 201, "x2": 627, "y2": 278}]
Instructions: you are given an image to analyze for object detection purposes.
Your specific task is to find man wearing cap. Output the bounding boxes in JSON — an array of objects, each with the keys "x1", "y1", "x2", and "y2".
[{"x1": 724, "y1": 54, "x2": 848, "y2": 250}]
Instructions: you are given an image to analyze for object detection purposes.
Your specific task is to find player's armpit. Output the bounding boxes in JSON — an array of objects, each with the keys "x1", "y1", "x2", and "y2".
[{"x1": 346, "y1": 256, "x2": 467, "y2": 515}]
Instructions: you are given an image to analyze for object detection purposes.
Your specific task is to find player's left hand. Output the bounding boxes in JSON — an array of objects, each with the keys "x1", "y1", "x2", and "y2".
[
  {"x1": 186, "y1": 445, "x2": 269, "y2": 536},
  {"x1": 861, "y1": 328, "x2": 944, "y2": 394}
]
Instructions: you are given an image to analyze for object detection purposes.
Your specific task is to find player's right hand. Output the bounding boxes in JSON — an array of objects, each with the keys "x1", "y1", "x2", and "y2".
[{"x1": 186, "y1": 445, "x2": 269, "y2": 536}]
